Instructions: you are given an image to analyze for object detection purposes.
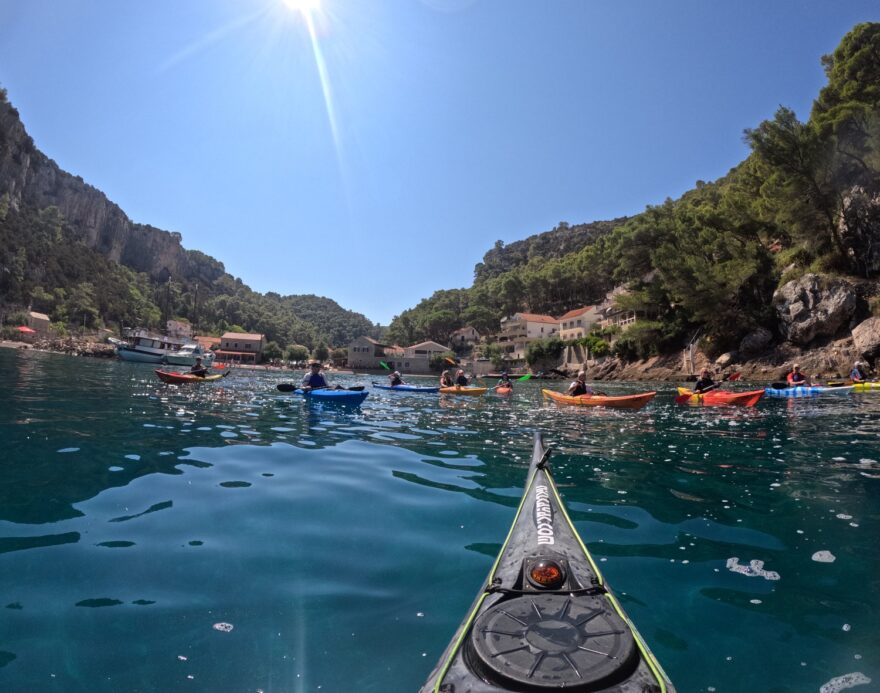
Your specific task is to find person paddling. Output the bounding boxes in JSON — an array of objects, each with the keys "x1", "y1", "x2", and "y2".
[
  {"x1": 567, "y1": 370, "x2": 594, "y2": 397},
  {"x1": 389, "y1": 370, "x2": 405, "y2": 387},
  {"x1": 454, "y1": 369, "x2": 469, "y2": 386},
  {"x1": 694, "y1": 368, "x2": 716, "y2": 394},
  {"x1": 190, "y1": 357, "x2": 208, "y2": 378},
  {"x1": 440, "y1": 370, "x2": 455, "y2": 387},
  {"x1": 850, "y1": 361, "x2": 868, "y2": 383},
  {"x1": 301, "y1": 360, "x2": 339, "y2": 391},
  {"x1": 497, "y1": 371, "x2": 512, "y2": 389},
  {"x1": 786, "y1": 363, "x2": 809, "y2": 386}
]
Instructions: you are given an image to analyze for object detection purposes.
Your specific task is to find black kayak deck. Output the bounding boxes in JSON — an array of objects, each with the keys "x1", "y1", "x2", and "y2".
[{"x1": 420, "y1": 433, "x2": 675, "y2": 692}]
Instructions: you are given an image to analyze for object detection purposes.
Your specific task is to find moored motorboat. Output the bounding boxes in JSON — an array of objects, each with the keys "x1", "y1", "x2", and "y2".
[
  {"x1": 421, "y1": 433, "x2": 675, "y2": 692},
  {"x1": 114, "y1": 331, "x2": 185, "y2": 363},
  {"x1": 676, "y1": 387, "x2": 765, "y2": 407},
  {"x1": 440, "y1": 386, "x2": 488, "y2": 396},
  {"x1": 155, "y1": 369, "x2": 228, "y2": 384},
  {"x1": 542, "y1": 389, "x2": 655, "y2": 410},
  {"x1": 164, "y1": 343, "x2": 216, "y2": 367}
]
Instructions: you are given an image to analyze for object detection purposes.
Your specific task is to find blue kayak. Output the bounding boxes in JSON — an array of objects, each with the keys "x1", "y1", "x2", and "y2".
[
  {"x1": 371, "y1": 382, "x2": 440, "y2": 393},
  {"x1": 295, "y1": 388, "x2": 369, "y2": 404},
  {"x1": 765, "y1": 385, "x2": 854, "y2": 397}
]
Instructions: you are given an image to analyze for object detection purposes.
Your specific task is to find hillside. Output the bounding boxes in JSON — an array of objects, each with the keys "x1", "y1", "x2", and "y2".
[
  {"x1": 387, "y1": 22, "x2": 880, "y2": 362},
  {"x1": 0, "y1": 89, "x2": 373, "y2": 349}
]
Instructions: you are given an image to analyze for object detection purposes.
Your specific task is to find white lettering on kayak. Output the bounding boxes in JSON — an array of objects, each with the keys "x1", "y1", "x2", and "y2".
[{"x1": 535, "y1": 485, "x2": 554, "y2": 545}]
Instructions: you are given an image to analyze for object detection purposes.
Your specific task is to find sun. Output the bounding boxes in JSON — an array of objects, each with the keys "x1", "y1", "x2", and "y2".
[{"x1": 282, "y1": 0, "x2": 321, "y2": 15}]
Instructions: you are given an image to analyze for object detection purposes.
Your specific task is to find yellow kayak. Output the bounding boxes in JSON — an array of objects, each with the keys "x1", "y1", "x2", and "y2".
[
  {"x1": 439, "y1": 386, "x2": 487, "y2": 397},
  {"x1": 851, "y1": 382, "x2": 880, "y2": 392}
]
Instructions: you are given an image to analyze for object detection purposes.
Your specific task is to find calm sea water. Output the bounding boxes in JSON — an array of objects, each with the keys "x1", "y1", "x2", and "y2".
[{"x1": 0, "y1": 349, "x2": 878, "y2": 692}]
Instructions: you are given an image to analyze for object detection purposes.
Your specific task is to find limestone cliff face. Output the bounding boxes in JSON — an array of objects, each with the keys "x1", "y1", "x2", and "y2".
[{"x1": 0, "y1": 96, "x2": 193, "y2": 281}]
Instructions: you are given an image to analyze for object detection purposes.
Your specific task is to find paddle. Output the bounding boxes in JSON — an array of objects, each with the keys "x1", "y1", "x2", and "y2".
[
  {"x1": 516, "y1": 373, "x2": 533, "y2": 382},
  {"x1": 276, "y1": 384, "x2": 365, "y2": 393},
  {"x1": 379, "y1": 361, "x2": 391, "y2": 370},
  {"x1": 444, "y1": 356, "x2": 459, "y2": 366},
  {"x1": 675, "y1": 382, "x2": 721, "y2": 404},
  {"x1": 725, "y1": 372, "x2": 741, "y2": 382}
]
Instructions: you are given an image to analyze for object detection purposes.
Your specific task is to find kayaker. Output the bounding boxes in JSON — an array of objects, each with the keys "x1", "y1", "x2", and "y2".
[
  {"x1": 786, "y1": 363, "x2": 809, "y2": 385},
  {"x1": 694, "y1": 369, "x2": 716, "y2": 394},
  {"x1": 389, "y1": 370, "x2": 405, "y2": 386},
  {"x1": 301, "y1": 360, "x2": 336, "y2": 390},
  {"x1": 190, "y1": 357, "x2": 208, "y2": 378},
  {"x1": 567, "y1": 370, "x2": 594, "y2": 397},
  {"x1": 455, "y1": 369, "x2": 469, "y2": 386},
  {"x1": 850, "y1": 361, "x2": 867, "y2": 383},
  {"x1": 497, "y1": 372, "x2": 512, "y2": 389},
  {"x1": 440, "y1": 370, "x2": 455, "y2": 387}
]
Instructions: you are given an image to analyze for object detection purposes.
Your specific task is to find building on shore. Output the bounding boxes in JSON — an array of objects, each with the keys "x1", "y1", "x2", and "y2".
[
  {"x1": 494, "y1": 312, "x2": 559, "y2": 363},
  {"x1": 450, "y1": 326, "x2": 481, "y2": 349},
  {"x1": 348, "y1": 336, "x2": 450, "y2": 374},
  {"x1": 27, "y1": 311, "x2": 50, "y2": 336},
  {"x1": 216, "y1": 332, "x2": 264, "y2": 364},
  {"x1": 558, "y1": 306, "x2": 601, "y2": 341}
]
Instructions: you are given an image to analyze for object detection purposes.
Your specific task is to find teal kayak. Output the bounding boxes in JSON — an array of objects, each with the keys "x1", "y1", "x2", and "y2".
[
  {"x1": 371, "y1": 382, "x2": 440, "y2": 393},
  {"x1": 295, "y1": 388, "x2": 368, "y2": 404}
]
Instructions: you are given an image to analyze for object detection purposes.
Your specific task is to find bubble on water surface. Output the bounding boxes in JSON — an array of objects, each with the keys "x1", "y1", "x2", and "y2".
[
  {"x1": 124, "y1": 454, "x2": 140, "y2": 461},
  {"x1": 108, "y1": 466, "x2": 124, "y2": 472},
  {"x1": 819, "y1": 672, "x2": 871, "y2": 692},
  {"x1": 726, "y1": 558, "x2": 780, "y2": 580},
  {"x1": 57, "y1": 448, "x2": 79, "y2": 453},
  {"x1": 812, "y1": 550, "x2": 836, "y2": 563},
  {"x1": 749, "y1": 599, "x2": 762, "y2": 604},
  {"x1": 842, "y1": 624, "x2": 851, "y2": 631},
  {"x1": 212, "y1": 622, "x2": 234, "y2": 633},
  {"x1": 836, "y1": 513, "x2": 853, "y2": 520}
]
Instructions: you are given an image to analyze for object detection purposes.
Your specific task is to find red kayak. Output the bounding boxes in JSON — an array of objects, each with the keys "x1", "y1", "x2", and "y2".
[{"x1": 677, "y1": 387, "x2": 764, "y2": 407}]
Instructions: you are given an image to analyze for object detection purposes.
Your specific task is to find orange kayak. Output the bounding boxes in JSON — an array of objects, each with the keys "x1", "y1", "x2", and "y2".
[
  {"x1": 155, "y1": 369, "x2": 228, "y2": 384},
  {"x1": 439, "y1": 386, "x2": 487, "y2": 397},
  {"x1": 495, "y1": 386, "x2": 512, "y2": 395},
  {"x1": 677, "y1": 387, "x2": 764, "y2": 407},
  {"x1": 542, "y1": 388, "x2": 655, "y2": 410}
]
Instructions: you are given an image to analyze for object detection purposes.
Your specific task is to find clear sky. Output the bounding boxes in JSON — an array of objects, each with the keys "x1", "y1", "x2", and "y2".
[{"x1": 1, "y1": 1, "x2": 878, "y2": 325}]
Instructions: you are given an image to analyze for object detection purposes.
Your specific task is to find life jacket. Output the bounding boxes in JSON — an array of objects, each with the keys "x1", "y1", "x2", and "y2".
[
  {"x1": 570, "y1": 381, "x2": 588, "y2": 396},
  {"x1": 304, "y1": 372, "x2": 327, "y2": 387}
]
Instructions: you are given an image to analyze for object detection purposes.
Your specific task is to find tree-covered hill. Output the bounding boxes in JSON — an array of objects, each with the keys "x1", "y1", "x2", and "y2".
[
  {"x1": 0, "y1": 88, "x2": 373, "y2": 348},
  {"x1": 387, "y1": 22, "x2": 880, "y2": 357},
  {"x1": 473, "y1": 218, "x2": 627, "y2": 283}
]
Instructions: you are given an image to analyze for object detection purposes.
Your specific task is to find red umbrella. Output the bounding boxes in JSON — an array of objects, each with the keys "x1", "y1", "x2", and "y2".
[{"x1": 16, "y1": 326, "x2": 36, "y2": 333}]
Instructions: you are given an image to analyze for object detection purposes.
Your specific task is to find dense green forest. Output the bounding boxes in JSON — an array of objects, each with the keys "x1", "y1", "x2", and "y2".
[
  {"x1": 387, "y1": 23, "x2": 880, "y2": 358},
  {"x1": 0, "y1": 93, "x2": 375, "y2": 349}
]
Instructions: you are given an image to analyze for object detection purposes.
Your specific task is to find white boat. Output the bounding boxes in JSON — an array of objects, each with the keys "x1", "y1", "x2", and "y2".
[
  {"x1": 114, "y1": 331, "x2": 186, "y2": 363},
  {"x1": 164, "y1": 343, "x2": 216, "y2": 367}
]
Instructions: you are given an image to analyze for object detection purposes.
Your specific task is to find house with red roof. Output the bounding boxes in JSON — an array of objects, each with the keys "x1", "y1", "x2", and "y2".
[{"x1": 557, "y1": 306, "x2": 600, "y2": 341}]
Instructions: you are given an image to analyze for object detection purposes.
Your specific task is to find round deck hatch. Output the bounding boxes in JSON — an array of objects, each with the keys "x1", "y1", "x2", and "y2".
[{"x1": 467, "y1": 594, "x2": 638, "y2": 690}]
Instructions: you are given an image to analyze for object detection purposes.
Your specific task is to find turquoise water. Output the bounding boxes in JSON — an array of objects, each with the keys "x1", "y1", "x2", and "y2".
[{"x1": 0, "y1": 349, "x2": 878, "y2": 692}]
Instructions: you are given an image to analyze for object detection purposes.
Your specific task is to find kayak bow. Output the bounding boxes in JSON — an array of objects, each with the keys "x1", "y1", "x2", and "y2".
[{"x1": 421, "y1": 433, "x2": 675, "y2": 692}]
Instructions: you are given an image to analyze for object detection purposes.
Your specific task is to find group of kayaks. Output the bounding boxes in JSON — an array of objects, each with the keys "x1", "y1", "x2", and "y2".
[{"x1": 153, "y1": 369, "x2": 879, "y2": 411}]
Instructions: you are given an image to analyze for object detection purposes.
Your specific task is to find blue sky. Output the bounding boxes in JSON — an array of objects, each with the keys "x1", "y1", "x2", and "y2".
[{"x1": 1, "y1": 1, "x2": 878, "y2": 325}]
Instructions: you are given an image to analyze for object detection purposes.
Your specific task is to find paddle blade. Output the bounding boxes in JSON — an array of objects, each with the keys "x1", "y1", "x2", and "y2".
[
  {"x1": 379, "y1": 361, "x2": 390, "y2": 370},
  {"x1": 346, "y1": 386, "x2": 365, "y2": 391},
  {"x1": 516, "y1": 374, "x2": 532, "y2": 381},
  {"x1": 727, "y1": 372, "x2": 741, "y2": 381},
  {"x1": 444, "y1": 357, "x2": 458, "y2": 366},
  {"x1": 277, "y1": 383, "x2": 297, "y2": 392},
  {"x1": 770, "y1": 382, "x2": 789, "y2": 389},
  {"x1": 675, "y1": 393, "x2": 695, "y2": 404}
]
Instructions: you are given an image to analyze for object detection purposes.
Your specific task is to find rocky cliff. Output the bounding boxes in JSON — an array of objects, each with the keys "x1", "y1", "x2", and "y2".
[{"x1": 0, "y1": 95, "x2": 193, "y2": 282}]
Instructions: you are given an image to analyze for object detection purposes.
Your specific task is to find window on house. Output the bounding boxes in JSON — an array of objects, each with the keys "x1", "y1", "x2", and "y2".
[{"x1": 245, "y1": 344, "x2": 251, "y2": 349}]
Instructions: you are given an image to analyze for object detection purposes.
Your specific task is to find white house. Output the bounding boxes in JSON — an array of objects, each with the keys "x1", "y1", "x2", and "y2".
[
  {"x1": 558, "y1": 306, "x2": 601, "y2": 341},
  {"x1": 497, "y1": 313, "x2": 558, "y2": 362}
]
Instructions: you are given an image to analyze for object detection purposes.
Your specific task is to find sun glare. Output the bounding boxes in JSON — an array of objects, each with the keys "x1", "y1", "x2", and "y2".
[{"x1": 282, "y1": 0, "x2": 321, "y2": 15}]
